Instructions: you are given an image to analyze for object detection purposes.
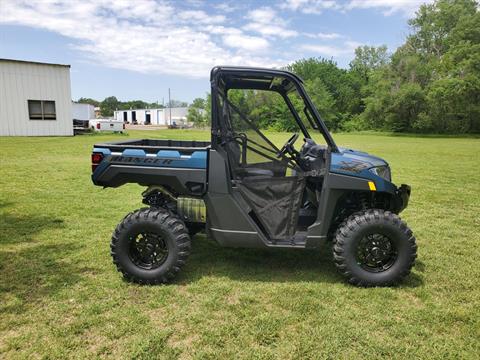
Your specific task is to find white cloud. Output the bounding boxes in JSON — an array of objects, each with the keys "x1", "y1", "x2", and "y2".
[
  {"x1": 305, "y1": 32, "x2": 344, "y2": 39},
  {"x1": 248, "y1": 7, "x2": 277, "y2": 23},
  {"x1": 0, "y1": 0, "x2": 392, "y2": 78},
  {"x1": 222, "y1": 34, "x2": 270, "y2": 52},
  {"x1": 280, "y1": 0, "x2": 341, "y2": 15},
  {"x1": 345, "y1": 0, "x2": 433, "y2": 16},
  {"x1": 244, "y1": 6, "x2": 298, "y2": 38},
  {"x1": 204, "y1": 25, "x2": 242, "y2": 36},
  {"x1": 300, "y1": 40, "x2": 363, "y2": 57},
  {"x1": 178, "y1": 10, "x2": 226, "y2": 24},
  {"x1": 214, "y1": 2, "x2": 241, "y2": 13},
  {"x1": 185, "y1": 0, "x2": 204, "y2": 7},
  {"x1": 0, "y1": 0, "x2": 283, "y2": 77},
  {"x1": 281, "y1": 0, "x2": 431, "y2": 16}
]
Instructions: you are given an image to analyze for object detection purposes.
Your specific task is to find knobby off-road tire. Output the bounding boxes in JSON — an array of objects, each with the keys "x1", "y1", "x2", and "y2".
[
  {"x1": 111, "y1": 207, "x2": 191, "y2": 284},
  {"x1": 333, "y1": 209, "x2": 417, "y2": 287}
]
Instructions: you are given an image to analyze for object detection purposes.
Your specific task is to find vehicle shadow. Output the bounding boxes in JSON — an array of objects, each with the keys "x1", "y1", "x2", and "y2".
[
  {"x1": 177, "y1": 234, "x2": 424, "y2": 288},
  {"x1": 0, "y1": 201, "x2": 14, "y2": 209},
  {"x1": 0, "y1": 242, "x2": 92, "y2": 314}
]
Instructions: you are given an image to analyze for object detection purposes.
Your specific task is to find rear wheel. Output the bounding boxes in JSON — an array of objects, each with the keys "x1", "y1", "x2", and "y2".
[
  {"x1": 111, "y1": 208, "x2": 191, "y2": 284},
  {"x1": 333, "y1": 209, "x2": 416, "y2": 287}
]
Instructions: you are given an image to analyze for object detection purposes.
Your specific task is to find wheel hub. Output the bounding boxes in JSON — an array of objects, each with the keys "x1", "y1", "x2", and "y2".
[
  {"x1": 145, "y1": 243, "x2": 155, "y2": 253},
  {"x1": 357, "y1": 233, "x2": 397, "y2": 272},
  {"x1": 129, "y1": 232, "x2": 168, "y2": 270}
]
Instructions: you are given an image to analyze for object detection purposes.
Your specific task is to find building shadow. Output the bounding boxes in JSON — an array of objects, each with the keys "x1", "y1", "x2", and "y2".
[
  {"x1": 0, "y1": 201, "x2": 89, "y2": 313},
  {"x1": 0, "y1": 242, "x2": 93, "y2": 314},
  {"x1": 0, "y1": 201, "x2": 64, "y2": 245}
]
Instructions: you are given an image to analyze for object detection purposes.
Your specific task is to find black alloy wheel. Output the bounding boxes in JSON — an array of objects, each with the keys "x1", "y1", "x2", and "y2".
[
  {"x1": 356, "y1": 233, "x2": 398, "y2": 272},
  {"x1": 129, "y1": 232, "x2": 169, "y2": 270},
  {"x1": 111, "y1": 207, "x2": 191, "y2": 284},
  {"x1": 333, "y1": 209, "x2": 416, "y2": 287}
]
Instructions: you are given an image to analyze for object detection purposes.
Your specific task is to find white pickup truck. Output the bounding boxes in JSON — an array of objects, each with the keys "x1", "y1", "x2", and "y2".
[{"x1": 89, "y1": 118, "x2": 125, "y2": 133}]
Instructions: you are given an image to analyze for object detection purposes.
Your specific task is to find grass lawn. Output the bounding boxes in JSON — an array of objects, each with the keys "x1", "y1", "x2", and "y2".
[{"x1": 0, "y1": 129, "x2": 479, "y2": 359}]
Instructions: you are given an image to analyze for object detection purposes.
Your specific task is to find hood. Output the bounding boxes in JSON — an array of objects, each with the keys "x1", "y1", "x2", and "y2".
[{"x1": 330, "y1": 147, "x2": 388, "y2": 176}]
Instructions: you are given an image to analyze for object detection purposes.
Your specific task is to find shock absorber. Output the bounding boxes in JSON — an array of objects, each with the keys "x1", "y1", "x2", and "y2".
[{"x1": 358, "y1": 192, "x2": 371, "y2": 210}]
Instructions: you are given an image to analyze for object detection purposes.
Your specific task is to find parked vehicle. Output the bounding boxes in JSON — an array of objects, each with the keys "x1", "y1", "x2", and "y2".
[
  {"x1": 167, "y1": 121, "x2": 178, "y2": 129},
  {"x1": 91, "y1": 66, "x2": 416, "y2": 287},
  {"x1": 89, "y1": 118, "x2": 125, "y2": 133},
  {"x1": 73, "y1": 119, "x2": 90, "y2": 134}
]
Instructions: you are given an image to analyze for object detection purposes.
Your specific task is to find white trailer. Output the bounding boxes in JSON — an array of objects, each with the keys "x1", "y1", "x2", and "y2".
[{"x1": 89, "y1": 118, "x2": 124, "y2": 133}]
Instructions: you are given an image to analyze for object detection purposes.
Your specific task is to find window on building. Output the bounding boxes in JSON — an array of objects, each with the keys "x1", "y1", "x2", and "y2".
[{"x1": 28, "y1": 100, "x2": 56, "y2": 120}]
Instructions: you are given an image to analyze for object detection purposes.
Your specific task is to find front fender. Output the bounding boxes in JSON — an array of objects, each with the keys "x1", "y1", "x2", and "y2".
[{"x1": 392, "y1": 184, "x2": 411, "y2": 213}]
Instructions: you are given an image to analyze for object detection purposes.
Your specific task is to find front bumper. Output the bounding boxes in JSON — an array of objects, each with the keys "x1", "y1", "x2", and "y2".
[{"x1": 393, "y1": 184, "x2": 411, "y2": 213}]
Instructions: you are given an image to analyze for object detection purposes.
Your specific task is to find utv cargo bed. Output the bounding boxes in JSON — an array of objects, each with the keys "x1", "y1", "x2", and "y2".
[{"x1": 92, "y1": 139, "x2": 210, "y2": 195}]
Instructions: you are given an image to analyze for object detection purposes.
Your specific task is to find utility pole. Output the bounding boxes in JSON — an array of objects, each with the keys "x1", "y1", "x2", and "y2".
[{"x1": 168, "y1": 88, "x2": 172, "y2": 125}]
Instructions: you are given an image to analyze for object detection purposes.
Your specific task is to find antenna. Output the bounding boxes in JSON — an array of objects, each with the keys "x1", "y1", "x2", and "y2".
[{"x1": 168, "y1": 88, "x2": 172, "y2": 125}]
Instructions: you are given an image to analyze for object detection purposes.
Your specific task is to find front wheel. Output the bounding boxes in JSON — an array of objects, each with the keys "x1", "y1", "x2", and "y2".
[
  {"x1": 111, "y1": 208, "x2": 191, "y2": 284},
  {"x1": 333, "y1": 209, "x2": 417, "y2": 287}
]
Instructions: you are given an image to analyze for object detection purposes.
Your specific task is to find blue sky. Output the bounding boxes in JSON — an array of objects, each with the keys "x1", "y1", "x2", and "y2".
[{"x1": 0, "y1": 0, "x2": 430, "y2": 104}]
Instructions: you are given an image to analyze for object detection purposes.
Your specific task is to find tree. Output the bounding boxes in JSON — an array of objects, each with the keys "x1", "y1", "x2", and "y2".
[
  {"x1": 288, "y1": 58, "x2": 363, "y2": 128},
  {"x1": 120, "y1": 100, "x2": 149, "y2": 110},
  {"x1": 187, "y1": 107, "x2": 207, "y2": 127},
  {"x1": 169, "y1": 99, "x2": 188, "y2": 108},
  {"x1": 304, "y1": 78, "x2": 336, "y2": 130},
  {"x1": 349, "y1": 45, "x2": 389, "y2": 82},
  {"x1": 190, "y1": 98, "x2": 206, "y2": 109},
  {"x1": 187, "y1": 97, "x2": 208, "y2": 127},
  {"x1": 77, "y1": 97, "x2": 99, "y2": 107},
  {"x1": 360, "y1": 0, "x2": 480, "y2": 133},
  {"x1": 100, "y1": 96, "x2": 119, "y2": 117}
]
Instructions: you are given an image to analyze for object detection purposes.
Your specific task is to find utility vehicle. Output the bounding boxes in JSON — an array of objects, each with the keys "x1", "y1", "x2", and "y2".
[{"x1": 91, "y1": 66, "x2": 416, "y2": 287}]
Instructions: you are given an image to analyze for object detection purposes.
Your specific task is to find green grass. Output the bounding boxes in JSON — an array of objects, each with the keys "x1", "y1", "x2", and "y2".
[{"x1": 1, "y1": 129, "x2": 479, "y2": 359}]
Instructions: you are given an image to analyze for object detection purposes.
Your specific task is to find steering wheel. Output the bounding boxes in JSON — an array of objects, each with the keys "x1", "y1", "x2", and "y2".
[{"x1": 276, "y1": 133, "x2": 300, "y2": 158}]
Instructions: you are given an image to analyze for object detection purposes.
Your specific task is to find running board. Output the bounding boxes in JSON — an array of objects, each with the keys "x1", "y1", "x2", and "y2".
[{"x1": 269, "y1": 231, "x2": 308, "y2": 248}]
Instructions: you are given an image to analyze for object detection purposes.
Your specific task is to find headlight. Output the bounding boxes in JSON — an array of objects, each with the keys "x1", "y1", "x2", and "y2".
[{"x1": 369, "y1": 166, "x2": 391, "y2": 181}]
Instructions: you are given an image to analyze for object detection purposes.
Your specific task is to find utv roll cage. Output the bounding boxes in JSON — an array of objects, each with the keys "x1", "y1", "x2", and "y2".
[{"x1": 210, "y1": 66, "x2": 339, "y2": 152}]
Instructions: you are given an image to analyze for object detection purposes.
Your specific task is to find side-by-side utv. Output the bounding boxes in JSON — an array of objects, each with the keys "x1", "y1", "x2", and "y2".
[{"x1": 91, "y1": 66, "x2": 416, "y2": 287}]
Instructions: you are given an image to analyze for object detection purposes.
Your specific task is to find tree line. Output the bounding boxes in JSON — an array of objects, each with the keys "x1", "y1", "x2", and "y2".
[{"x1": 188, "y1": 0, "x2": 479, "y2": 134}]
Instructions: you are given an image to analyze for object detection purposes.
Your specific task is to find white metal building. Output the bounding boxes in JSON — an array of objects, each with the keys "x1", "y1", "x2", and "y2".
[
  {"x1": 0, "y1": 58, "x2": 73, "y2": 136},
  {"x1": 72, "y1": 102, "x2": 95, "y2": 121},
  {"x1": 114, "y1": 107, "x2": 189, "y2": 125}
]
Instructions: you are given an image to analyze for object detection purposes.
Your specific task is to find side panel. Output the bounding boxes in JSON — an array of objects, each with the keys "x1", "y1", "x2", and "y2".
[{"x1": 92, "y1": 147, "x2": 208, "y2": 195}]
